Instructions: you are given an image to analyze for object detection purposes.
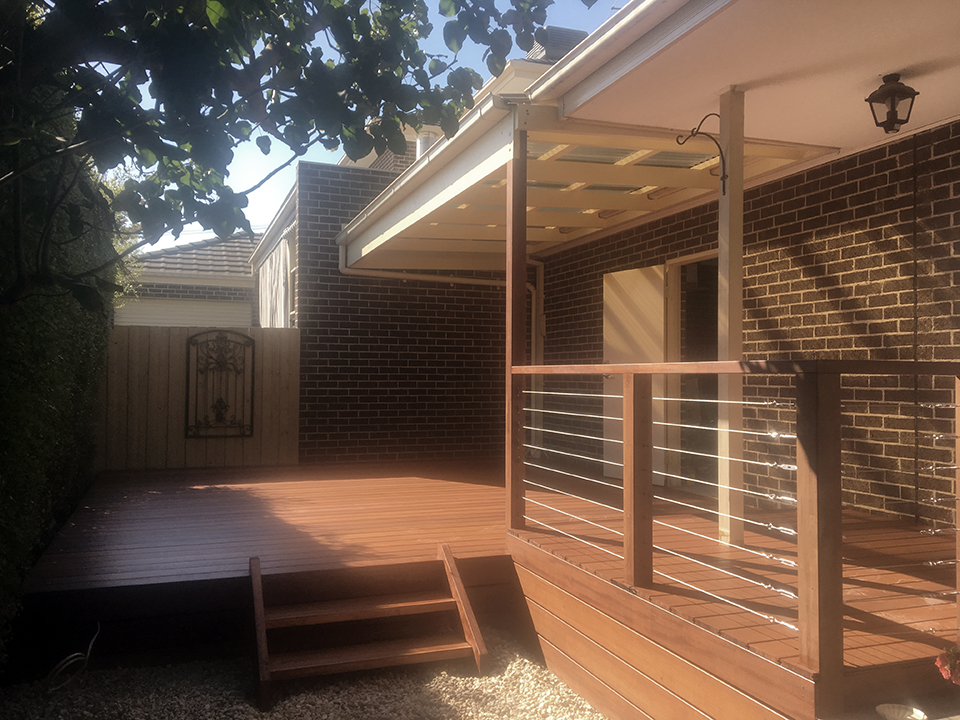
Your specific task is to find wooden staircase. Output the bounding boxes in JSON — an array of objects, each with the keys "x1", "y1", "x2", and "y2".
[{"x1": 249, "y1": 543, "x2": 488, "y2": 710}]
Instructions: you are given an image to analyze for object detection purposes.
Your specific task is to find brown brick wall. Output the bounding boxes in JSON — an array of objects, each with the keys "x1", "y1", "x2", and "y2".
[
  {"x1": 541, "y1": 120, "x2": 960, "y2": 523},
  {"x1": 369, "y1": 144, "x2": 418, "y2": 174},
  {"x1": 129, "y1": 282, "x2": 255, "y2": 303},
  {"x1": 295, "y1": 162, "x2": 506, "y2": 464}
]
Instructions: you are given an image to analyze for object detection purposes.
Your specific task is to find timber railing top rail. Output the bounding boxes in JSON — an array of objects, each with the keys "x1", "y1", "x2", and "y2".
[{"x1": 512, "y1": 360, "x2": 960, "y2": 376}]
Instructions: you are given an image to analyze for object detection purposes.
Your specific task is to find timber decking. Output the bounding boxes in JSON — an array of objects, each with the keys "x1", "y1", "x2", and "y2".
[
  {"x1": 515, "y1": 480, "x2": 957, "y2": 678},
  {"x1": 23, "y1": 459, "x2": 956, "y2": 710},
  {"x1": 25, "y1": 460, "x2": 507, "y2": 593}
]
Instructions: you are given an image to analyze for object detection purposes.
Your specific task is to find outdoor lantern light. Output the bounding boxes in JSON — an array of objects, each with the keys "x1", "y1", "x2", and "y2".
[{"x1": 866, "y1": 73, "x2": 919, "y2": 134}]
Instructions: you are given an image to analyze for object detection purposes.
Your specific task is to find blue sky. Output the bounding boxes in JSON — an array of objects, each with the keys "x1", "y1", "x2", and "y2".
[{"x1": 158, "y1": 0, "x2": 615, "y2": 248}]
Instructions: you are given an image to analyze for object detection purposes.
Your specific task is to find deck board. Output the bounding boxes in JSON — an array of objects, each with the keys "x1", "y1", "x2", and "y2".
[
  {"x1": 515, "y1": 480, "x2": 957, "y2": 674},
  {"x1": 25, "y1": 460, "x2": 957, "y2": 685},
  {"x1": 25, "y1": 460, "x2": 507, "y2": 593}
]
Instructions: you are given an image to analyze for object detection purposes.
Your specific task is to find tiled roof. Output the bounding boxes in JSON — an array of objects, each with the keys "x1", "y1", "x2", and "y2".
[{"x1": 137, "y1": 234, "x2": 257, "y2": 276}]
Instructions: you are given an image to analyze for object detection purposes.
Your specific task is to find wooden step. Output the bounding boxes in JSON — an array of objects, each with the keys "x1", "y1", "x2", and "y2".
[
  {"x1": 249, "y1": 546, "x2": 488, "y2": 710},
  {"x1": 264, "y1": 591, "x2": 459, "y2": 628},
  {"x1": 269, "y1": 635, "x2": 475, "y2": 679}
]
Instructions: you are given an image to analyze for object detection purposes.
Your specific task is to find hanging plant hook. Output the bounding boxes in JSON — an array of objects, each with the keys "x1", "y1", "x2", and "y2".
[{"x1": 677, "y1": 113, "x2": 727, "y2": 196}]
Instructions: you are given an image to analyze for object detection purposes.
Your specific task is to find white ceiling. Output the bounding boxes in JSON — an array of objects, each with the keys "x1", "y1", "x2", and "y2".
[{"x1": 565, "y1": 0, "x2": 960, "y2": 153}]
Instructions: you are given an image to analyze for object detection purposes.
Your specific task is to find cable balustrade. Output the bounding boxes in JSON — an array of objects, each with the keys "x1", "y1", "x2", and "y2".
[
  {"x1": 655, "y1": 419, "x2": 797, "y2": 440},
  {"x1": 654, "y1": 493, "x2": 798, "y2": 536},
  {"x1": 508, "y1": 359, "x2": 960, "y2": 683},
  {"x1": 653, "y1": 518, "x2": 798, "y2": 567},
  {"x1": 654, "y1": 470, "x2": 798, "y2": 504}
]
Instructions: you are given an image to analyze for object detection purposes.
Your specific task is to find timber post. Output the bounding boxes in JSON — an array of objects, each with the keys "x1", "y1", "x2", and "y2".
[
  {"x1": 795, "y1": 369, "x2": 844, "y2": 717},
  {"x1": 624, "y1": 373, "x2": 654, "y2": 587}
]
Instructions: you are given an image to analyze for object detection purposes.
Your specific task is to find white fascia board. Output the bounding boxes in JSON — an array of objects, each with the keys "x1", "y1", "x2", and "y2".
[
  {"x1": 338, "y1": 97, "x2": 514, "y2": 267},
  {"x1": 252, "y1": 183, "x2": 297, "y2": 269},
  {"x1": 528, "y1": 0, "x2": 735, "y2": 115}
]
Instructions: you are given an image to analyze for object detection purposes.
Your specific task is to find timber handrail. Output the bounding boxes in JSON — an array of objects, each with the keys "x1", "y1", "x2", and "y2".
[{"x1": 512, "y1": 360, "x2": 960, "y2": 376}]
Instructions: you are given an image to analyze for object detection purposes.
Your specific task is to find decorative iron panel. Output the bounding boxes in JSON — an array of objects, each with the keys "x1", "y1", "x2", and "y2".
[{"x1": 186, "y1": 330, "x2": 254, "y2": 438}]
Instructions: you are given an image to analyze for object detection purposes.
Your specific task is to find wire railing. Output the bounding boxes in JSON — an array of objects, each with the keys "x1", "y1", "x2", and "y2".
[
  {"x1": 521, "y1": 383, "x2": 803, "y2": 633},
  {"x1": 508, "y1": 360, "x2": 960, "y2": 682}
]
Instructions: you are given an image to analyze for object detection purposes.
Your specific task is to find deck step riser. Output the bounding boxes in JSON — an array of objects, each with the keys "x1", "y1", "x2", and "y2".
[
  {"x1": 264, "y1": 593, "x2": 459, "y2": 629},
  {"x1": 269, "y1": 638, "x2": 475, "y2": 679},
  {"x1": 249, "y1": 544, "x2": 488, "y2": 711}
]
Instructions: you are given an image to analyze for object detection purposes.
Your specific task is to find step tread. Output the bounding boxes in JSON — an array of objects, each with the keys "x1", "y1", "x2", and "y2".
[
  {"x1": 264, "y1": 591, "x2": 458, "y2": 628},
  {"x1": 268, "y1": 635, "x2": 474, "y2": 679}
]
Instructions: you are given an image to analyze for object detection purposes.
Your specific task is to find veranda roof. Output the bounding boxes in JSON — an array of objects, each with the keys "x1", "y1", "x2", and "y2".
[{"x1": 337, "y1": 0, "x2": 960, "y2": 272}]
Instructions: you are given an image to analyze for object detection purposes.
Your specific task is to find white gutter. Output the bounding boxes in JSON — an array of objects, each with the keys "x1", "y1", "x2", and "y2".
[
  {"x1": 527, "y1": 0, "x2": 688, "y2": 102},
  {"x1": 527, "y1": 0, "x2": 734, "y2": 111},
  {"x1": 335, "y1": 93, "x2": 509, "y2": 251}
]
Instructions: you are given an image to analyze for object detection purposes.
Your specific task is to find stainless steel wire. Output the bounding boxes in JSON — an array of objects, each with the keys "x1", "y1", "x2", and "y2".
[
  {"x1": 524, "y1": 478, "x2": 622, "y2": 514},
  {"x1": 523, "y1": 406, "x2": 620, "y2": 422},
  {"x1": 656, "y1": 445, "x2": 798, "y2": 472},
  {"x1": 522, "y1": 515, "x2": 625, "y2": 559},
  {"x1": 654, "y1": 544, "x2": 798, "y2": 599},
  {"x1": 524, "y1": 496, "x2": 623, "y2": 538},
  {"x1": 524, "y1": 424, "x2": 621, "y2": 444},
  {"x1": 654, "y1": 470, "x2": 798, "y2": 504},
  {"x1": 523, "y1": 461, "x2": 624, "y2": 490},
  {"x1": 654, "y1": 420, "x2": 797, "y2": 441},
  {"x1": 652, "y1": 568, "x2": 798, "y2": 631},
  {"x1": 523, "y1": 390, "x2": 623, "y2": 400},
  {"x1": 523, "y1": 443, "x2": 622, "y2": 467},
  {"x1": 654, "y1": 493, "x2": 798, "y2": 537},
  {"x1": 654, "y1": 519, "x2": 798, "y2": 568},
  {"x1": 656, "y1": 396, "x2": 797, "y2": 409}
]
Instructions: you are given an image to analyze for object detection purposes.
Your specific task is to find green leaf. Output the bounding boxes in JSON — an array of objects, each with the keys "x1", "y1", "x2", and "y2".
[
  {"x1": 439, "y1": 108, "x2": 459, "y2": 138},
  {"x1": 442, "y1": 20, "x2": 466, "y2": 54},
  {"x1": 387, "y1": 131, "x2": 407, "y2": 157},
  {"x1": 206, "y1": 1, "x2": 227, "y2": 27},
  {"x1": 256, "y1": 135, "x2": 271, "y2": 155},
  {"x1": 138, "y1": 147, "x2": 158, "y2": 167},
  {"x1": 94, "y1": 276, "x2": 125, "y2": 295},
  {"x1": 485, "y1": 53, "x2": 505, "y2": 77},
  {"x1": 342, "y1": 127, "x2": 375, "y2": 160},
  {"x1": 68, "y1": 283, "x2": 105, "y2": 313},
  {"x1": 438, "y1": 0, "x2": 458, "y2": 17},
  {"x1": 395, "y1": 85, "x2": 420, "y2": 112}
]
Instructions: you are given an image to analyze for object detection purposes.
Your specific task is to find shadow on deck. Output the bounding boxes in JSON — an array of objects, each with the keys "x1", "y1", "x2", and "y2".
[
  {"x1": 10, "y1": 460, "x2": 960, "y2": 718},
  {"x1": 9, "y1": 459, "x2": 522, "y2": 681}
]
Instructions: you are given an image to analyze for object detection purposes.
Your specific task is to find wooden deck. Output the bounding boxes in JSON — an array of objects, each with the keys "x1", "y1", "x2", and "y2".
[
  {"x1": 20, "y1": 460, "x2": 960, "y2": 716},
  {"x1": 26, "y1": 459, "x2": 508, "y2": 593},
  {"x1": 517, "y1": 481, "x2": 957, "y2": 674},
  {"x1": 511, "y1": 479, "x2": 960, "y2": 717},
  {"x1": 26, "y1": 460, "x2": 955, "y2": 669}
]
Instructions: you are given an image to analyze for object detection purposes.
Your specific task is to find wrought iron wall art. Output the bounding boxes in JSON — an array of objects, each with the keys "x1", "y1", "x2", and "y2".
[{"x1": 186, "y1": 330, "x2": 255, "y2": 438}]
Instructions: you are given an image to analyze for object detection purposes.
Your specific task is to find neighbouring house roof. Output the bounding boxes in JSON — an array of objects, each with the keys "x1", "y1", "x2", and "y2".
[
  {"x1": 336, "y1": 0, "x2": 960, "y2": 273},
  {"x1": 137, "y1": 234, "x2": 257, "y2": 282},
  {"x1": 116, "y1": 234, "x2": 258, "y2": 327}
]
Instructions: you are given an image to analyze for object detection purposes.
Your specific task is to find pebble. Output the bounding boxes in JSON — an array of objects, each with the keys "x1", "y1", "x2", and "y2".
[{"x1": 0, "y1": 632, "x2": 607, "y2": 719}]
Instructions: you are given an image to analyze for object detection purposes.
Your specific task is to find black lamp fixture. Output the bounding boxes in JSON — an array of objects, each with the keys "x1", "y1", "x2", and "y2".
[{"x1": 866, "y1": 73, "x2": 919, "y2": 134}]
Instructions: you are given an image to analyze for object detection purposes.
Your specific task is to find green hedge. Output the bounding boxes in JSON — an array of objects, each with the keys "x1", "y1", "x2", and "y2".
[{"x1": 0, "y1": 291, "x2": 111, "y2": 664}]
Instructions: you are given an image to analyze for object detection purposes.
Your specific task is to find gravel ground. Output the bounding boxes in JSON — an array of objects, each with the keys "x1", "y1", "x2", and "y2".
[{"x1": 0, "y1": 632, "x2": 607, "y2": 720}]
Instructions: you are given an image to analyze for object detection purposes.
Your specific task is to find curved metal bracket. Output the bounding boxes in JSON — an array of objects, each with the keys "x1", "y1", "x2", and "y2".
[{"x1": 677, "y1": 113, "x2": 727, "y2": 196}]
